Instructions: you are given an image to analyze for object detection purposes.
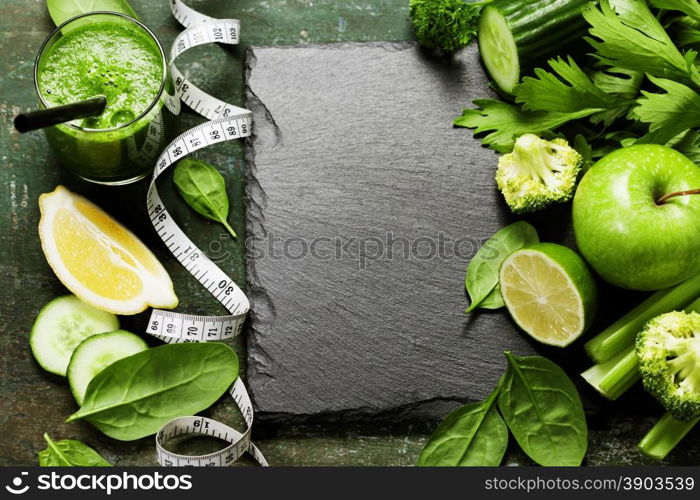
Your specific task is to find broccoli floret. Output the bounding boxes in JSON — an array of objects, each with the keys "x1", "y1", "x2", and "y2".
[
  {"x1": 409, "y1": 0, "x2": 486, "y2": 52},
  {"x1": 495, "y1": 134, "x2": 583, "y2": 214},
  {"x1": 636, "y1": 311, "x2": 700, "y2": 420}
]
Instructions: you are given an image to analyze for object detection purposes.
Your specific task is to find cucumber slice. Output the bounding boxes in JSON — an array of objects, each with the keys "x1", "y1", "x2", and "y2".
[
  {"x1": 68, "y1": 330, "x2": 148, "y2": 405},
  {"x1": 30, "y1": 295, "x2": 119, "y2": 376},
  {"x1": 478, "y1": 6, "x2": 519, "y2": 96}
]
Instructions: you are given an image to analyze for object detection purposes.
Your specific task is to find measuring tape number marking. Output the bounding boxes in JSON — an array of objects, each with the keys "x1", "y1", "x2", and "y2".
[{"x1": 146, "y1": 0, "x2": 267, "y2": 467}]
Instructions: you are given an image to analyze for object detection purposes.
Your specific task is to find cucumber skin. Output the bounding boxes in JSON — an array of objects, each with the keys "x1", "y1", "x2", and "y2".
[{"x1": 487, "y1": 0, "x2": 590, "y2": 80}]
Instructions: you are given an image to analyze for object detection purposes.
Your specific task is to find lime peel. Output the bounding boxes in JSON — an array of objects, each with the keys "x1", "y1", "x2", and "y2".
[{"x1": 499, "y1": 242, "x2": 597, "y2": 347}]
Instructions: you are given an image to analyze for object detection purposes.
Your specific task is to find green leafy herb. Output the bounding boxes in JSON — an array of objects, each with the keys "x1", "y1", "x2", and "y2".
[
  {"x1": 573, "y1": 134, "x2": 594, "y2": 170},
  {"x1": 583, "y1": 0, "x2": 700, "y2": 89},
  {"x1": 47, "y1": 0, "x2": 138, "y2": 26},
  {"x1": 498, "y1": 352, "x2": 588, "y2": 466},
  {"x1": 174, "y1": 158, "x2": 238, "y2": 239},
  {"x1": 456, "y1": 0, "x2": 700, "y2": 164},
  {"x1": 454, "y1": 100, "x2": 596, "y2": 153},
  {"x1": 38, "y1": 433, "x2": 111, "y2": 466},
  {"x1": 649, "y1": 0, "x2": 700, "y2": 23},
  {"x1": 417, "y1": 388, "x2": 507, "y2": 466},
  {"x1": 515, "y1": 57, "x2": 633, "y2": 126},
  {"x1": 66, "y1": 343, "x2": 238, "y2": 441},
  {"x1": 592, "y1": 67, "x2": 644, "y2": 99},
  {"x1": 632, "y1": 76, "x2": 700, "y2": 145},
  {"x1": 675, "y1": 130, "x2": 700, "y2": 163},
  {"x1": 465, "y1": 221, "x2": 539, "y2": 312},
  {"x1": 409, "y1": 0, "x2": 488, "y2": 52},
  {"x1": 671, "y1": 16, "x2": 700, "y2": 48}
]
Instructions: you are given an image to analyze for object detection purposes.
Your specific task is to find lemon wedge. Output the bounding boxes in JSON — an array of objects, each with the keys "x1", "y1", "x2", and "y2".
[{"x1": 39, "y1": 185, "x2": 177, "y2": 315}]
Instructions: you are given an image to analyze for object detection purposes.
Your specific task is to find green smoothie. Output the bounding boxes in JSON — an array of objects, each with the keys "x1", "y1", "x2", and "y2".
[
  {"x1": 38, "y1": 21, "x2": 162, "y2": 129},
  {"x1": 34, "y1": 13, "x2": 170, "y2": 184}
]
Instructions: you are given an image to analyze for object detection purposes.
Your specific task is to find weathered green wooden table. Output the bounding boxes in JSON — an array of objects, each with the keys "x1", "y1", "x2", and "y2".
[{"x1": 1, "y1": 0, "x2": 698, "y2": 466}]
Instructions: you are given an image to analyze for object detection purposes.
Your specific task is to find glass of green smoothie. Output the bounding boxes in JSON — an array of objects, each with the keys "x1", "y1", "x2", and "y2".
[{"x1": 34, "y1": 12, "x2": 172, "y2": 185}]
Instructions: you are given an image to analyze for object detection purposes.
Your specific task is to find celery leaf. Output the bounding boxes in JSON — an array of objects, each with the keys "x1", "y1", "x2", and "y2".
[
  {"x1": 454, "y1": 100, "x2": 598, "y2": 153},
  {"x1": 632, "y1": 76, "x2": 700, "y2": 144},
  {"x1": 583, "y1": 0, "x2": 700, "y2": 89},
  {"x1": 514, "y1": 57, "x2": 634, "y2": 126},
  {"x1": 649, "y1": 0, "x2": 700, "y2": 23}
]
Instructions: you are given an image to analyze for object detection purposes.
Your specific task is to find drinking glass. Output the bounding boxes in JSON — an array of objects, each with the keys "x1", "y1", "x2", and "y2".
[{"x1": 33, "y1": 12, "x2": 174, "y2": 185}]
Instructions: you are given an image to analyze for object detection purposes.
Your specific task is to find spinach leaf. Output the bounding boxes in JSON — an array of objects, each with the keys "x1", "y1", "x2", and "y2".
[
  {"x1": 38, "y1": 433, "x2": 111, "y2": 466},
  {"x1": 174, "y1": 158, "x2": 238, "y2": 238},
  {"x1": 66, "y1": 343, "x2": 238, "y2": 441},
  {"x1": 417, "y1": 388, "x2": 507, "y2": 466},
  {"x1": 497, "y1": 352, "x2": 588, "y2": 466},
  {"x1": 47, "y1": 0, "x2": 138, "y2": 26},
  {"x1": 465, "y1": 221, "x2": 539, "y2": 313},
  {"x1": 479, "y1": 285, "x2": 505, "y2": 310}
]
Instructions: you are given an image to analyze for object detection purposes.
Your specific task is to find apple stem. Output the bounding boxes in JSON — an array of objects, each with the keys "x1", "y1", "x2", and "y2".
[{"x1": 656, "y1": 189, "x2": 700, "y2": 205}]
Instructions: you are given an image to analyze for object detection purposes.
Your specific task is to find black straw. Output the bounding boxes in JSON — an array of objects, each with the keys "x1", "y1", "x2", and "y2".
[{"x1": 14, "y1": 96, "x2": 107, "y2": 133}]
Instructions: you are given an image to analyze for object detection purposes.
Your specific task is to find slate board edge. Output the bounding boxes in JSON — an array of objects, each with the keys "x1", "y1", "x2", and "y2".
[{"x1": 243, "y1": 42, "x2": 478, "y2": 424}]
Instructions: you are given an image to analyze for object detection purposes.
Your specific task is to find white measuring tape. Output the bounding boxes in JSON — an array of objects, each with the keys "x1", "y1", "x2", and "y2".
[{"x1": 145, "y1": 0, "x2": 267, "y2": 466}]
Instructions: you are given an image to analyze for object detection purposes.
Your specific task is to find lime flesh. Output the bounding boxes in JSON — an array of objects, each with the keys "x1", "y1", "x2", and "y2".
[{"x1": 500, "y1": 243, "x2": 597, "y2": 347}]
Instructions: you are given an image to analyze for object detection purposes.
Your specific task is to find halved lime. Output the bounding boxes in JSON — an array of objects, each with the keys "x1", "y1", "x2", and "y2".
[{"x1": 499, "y1": 243, "x2": 597, "y2": 347}]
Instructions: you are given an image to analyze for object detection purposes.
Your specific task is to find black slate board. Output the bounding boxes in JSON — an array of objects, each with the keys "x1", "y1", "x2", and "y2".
[{"x1": 243, "y1": 42, "x2": 640, "y2": 422}]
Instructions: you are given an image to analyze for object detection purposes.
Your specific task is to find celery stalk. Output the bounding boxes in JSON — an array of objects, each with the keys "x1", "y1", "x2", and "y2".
[
  {"x1": 581, "y1": 346, "x2": 640, "y2": 400},
  {"x1": 581, "y1": 294, "x2": 700, "y2": 401},
  {"x1": 638, "y1": 412, "x2": 700, "y2": 460},
  {"x1": 585, "y1": 273, "x2": 700, "y2": 363},
  {"x1": 687, "y1": 297, "x2": 700, "y2": 313},
  {"x1": 636, "y1": 298, "x2": 700, "y2": 460}
]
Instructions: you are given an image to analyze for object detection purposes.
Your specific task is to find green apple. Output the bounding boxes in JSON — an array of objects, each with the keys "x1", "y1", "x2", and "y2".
[{"x1": 573, "y1": 145, "x2": 700, "y2": 291}]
